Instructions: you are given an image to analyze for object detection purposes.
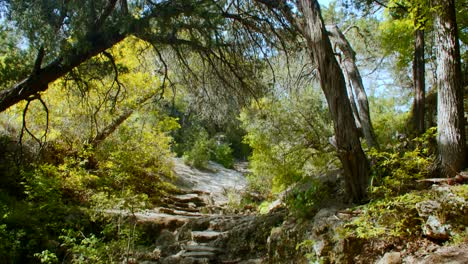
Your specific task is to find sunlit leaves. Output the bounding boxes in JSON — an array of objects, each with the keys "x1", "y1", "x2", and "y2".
[{"x1": 240, "y1": 86, "x2": 334, "y2": 194}]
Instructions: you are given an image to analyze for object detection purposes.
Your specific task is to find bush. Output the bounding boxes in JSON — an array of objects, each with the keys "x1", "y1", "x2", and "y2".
[
  {"x1": 182, "y1": 129, "x2": 235, "y2": 169},
  {"x1": 285, "y1": 178, "x2": 330, "y2": 217},
  {"x1": 368, "y1": 127, "x2": 436, "y2": 199},
  {"x1": 182, "y1": 129, "x2": 213, "y2": 169},
  {"x1": 239, "y1": 89, "x2": 334, "y2": 197},
  {"x1": 212, "y1": 143, "x2": 234, "y2": 169}
]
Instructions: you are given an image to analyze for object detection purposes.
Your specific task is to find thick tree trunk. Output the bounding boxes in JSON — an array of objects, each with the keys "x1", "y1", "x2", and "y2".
[
  {"x1": 412, "y1": 28, "x2": 426, "y2": 135},
  {"x1": 0, "y1": 31, "x2": 126, "y2": 113},
  {"x1": 298, "y1": 0, "x2": 370, "y2": 203},
  {"x1": 434, "y1": 0, "x2": 466, "y2": 175},
  {"x1": 327, "y1": 25, "x2": 378, "y2": 149}
]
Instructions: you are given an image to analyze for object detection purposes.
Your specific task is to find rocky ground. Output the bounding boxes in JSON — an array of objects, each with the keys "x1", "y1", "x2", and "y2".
[{"x1": 106, "y1": 160, "x2": 468, "y2": 264}]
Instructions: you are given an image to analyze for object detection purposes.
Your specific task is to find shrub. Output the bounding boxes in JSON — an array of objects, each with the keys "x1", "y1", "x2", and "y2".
[
  {"x1": 182, "y1": 129, "x2": 213, "y2": 169},
  {"x1": 212, "y1": 143, "x2": 234, "y2": 169},
  {"x1": 285, "y1": 178, "x2": 330, "y2": 217},
  {"x1": 368, "y1": 127, "x2": 436, "y2": 199}
]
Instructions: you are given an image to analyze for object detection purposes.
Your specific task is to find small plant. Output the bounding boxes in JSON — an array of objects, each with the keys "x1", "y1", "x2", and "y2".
[
  {"x1": 341, "y1": 191, "x2": 427, "y2": 240},
  {"x1": 34, "y1": 250, "x2": 59, "y2": 264},
  {"x1": 286, "y1": 179, "x2": 330, "y2": 217},
  {"x1": 296, "y1": 239, "x2": 325, "y2": 264}
]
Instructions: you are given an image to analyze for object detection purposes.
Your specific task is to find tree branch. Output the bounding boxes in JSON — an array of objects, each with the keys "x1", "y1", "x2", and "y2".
[{"x1": 0, "y1": 29, "x2": 126, "y2": 113}]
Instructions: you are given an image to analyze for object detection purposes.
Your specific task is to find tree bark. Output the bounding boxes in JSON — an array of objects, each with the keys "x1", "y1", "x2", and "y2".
[
  {"x1": 433, "y1": 0, "x2": 466, "y2": 175},
  {"x1": 298, "y1": 0, "x2": 370, "y2": 203},
  {"x1": 327, "y1": 25, "x2": 379, "y2": 149},
  {"x1": 412, "y1": 28, "x2": 426, "y2": 135},
  {"x1": 343, "y1": 64, "x2": 363, "y2": 135}
]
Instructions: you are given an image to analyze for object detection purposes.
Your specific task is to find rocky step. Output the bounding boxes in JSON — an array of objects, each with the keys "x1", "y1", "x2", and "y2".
[
  {"x1": 181, "y1": 251, "x2": 216, "y2": 259},
  {"x1": 171, "y1": 194, "x2": 207, "y2": 207},
  {"x1": 176, "y1": 189, "x2": 211, "y2": 196},
  {"x1": 158, "y1": 207, "x2": 205, "y2": 217},
  {"x1": 192, "y1": 230, "x2": 225, "y2": 243},
  {"x1": 165, "y1": 203, "x2": 201, "y2": 213},
  {"x1": 184, "y1": 244, "x2": 221, "y2": 253},
  {"x1": 170, "y1": 200, "x2": 200, "y2": 209}
]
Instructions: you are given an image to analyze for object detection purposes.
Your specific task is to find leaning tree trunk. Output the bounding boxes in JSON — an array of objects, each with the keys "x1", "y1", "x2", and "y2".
[
  {"x1": 327, "y1": 25, "x2": 379, "y2": 149},
  {"x1": 412, "y1": 28, "x2": 426, "y2": 135},
  {"x1": 343, "y1": 65, "x2": 363, "y2": 135},
  {"x1": 433, "y1": 0, "x2": 466, "y2": 176},
  {"x1": 89, "y1": 92, "x2": 158, "y2": 148},
  {"x1": 298, "y1": 0, "x2": 370, "y2": 203}
]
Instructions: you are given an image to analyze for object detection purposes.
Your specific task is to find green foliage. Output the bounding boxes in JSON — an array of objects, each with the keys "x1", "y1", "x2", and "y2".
[
  {"x1": 368, "y1": 127, "x2": 436, "y2": 199},
  {"x1": 369, "y1": 95, "x2": 412, "y2": 146},
  {"x1": 240, "y1": 87, "x2": 334, "y2": 196},
  {"x1": 182, "y1": 128, "x2": 213, "y2": 169},
  {"x1": 341, "y1": 184, "x2": 468, "y2": 243},
  {"x1": 212, "y1": 142, "x2": 234, "y2": 169},
  {"x1": 60, "y1": 230, "x2": 107, "y2": 263},
  {"x1": 341, "y1": 191, "x2": 427, "y2": 240},
  {"x1": 34, "y1": 250, "x2": 59, "y2": 264},
  {"x1": 375, "y1": 0, "x2": 432, "y2": 70},
  {"x1": 286, "y1": 179, "x2": 330, "y2": 218},
  {"x1": 379, "y1": 17, "x2": 414, "y2": 70},
  {"x1": 181, "y1": 127, "x2": 235, "y2": 169},
  {"x1": 96, "y1": 114, "x2": 177, "y2": 204},
  {"x1": 296, "y1": 239, "x2": 325, "y2": 264},
  {"x1": 0, "y1": 25, "x2": 32, "y2": 89}
]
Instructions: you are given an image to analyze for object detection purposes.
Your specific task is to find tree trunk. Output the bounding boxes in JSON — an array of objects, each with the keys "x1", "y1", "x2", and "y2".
[
  {"x1": 298, "y1": 0, "x2": 370, "y2": 203},
  {"x1": 89, "y1": 92, "x2": 158, "y2": 148},
  {"x1": 412, "y1": 28, "x2": 426, "y2": 135},
  {"x1": 343, "y1": 65, "x2": 363, "y2": 135},
  {"x1": 433, "y1": 0, "x2": 466, "y2": 175},
  {"x1": 327, "y1": 25, "x2": 379, "y2": 149}
]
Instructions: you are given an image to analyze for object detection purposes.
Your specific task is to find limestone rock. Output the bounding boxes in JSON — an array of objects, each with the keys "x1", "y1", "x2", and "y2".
[
  {"x1": 416, "y1": 200, "x2": 442, "y2": 218},
  {"x1": 377, "y1": 252, "x2": 401, "y2": 264},
  {"x1": 155, "y1": 230, "x2": 176, "y2": 247},
  {"x1": 192, "y1": 230, "x2": 224, "y2": 243},
  {"x1": 422, "y1": 215, "x2": 451, "y2": 241}
]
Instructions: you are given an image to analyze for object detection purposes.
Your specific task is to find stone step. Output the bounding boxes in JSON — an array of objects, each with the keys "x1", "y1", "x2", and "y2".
[
  {"x1": 158, "y1": 207, "x2": 204, "y2": 217},
  {"x1": 184, "y1": 244, "x2": 221, "y2": 253},
  {"x1": 165, "y1": 204, "x2": 201, "y2": 213},
  {"x1": 163, "y1": 198, "x2": 201, "y2": 209},
  {"x1": 192, "y1": 230, "x2": 225, "y2": 243},
  {"x1": 181, "y1": 251, "x2": 216, "y2": 259},
  {"x1": 171, "y1": 194, "x2": 207, "y2": 206},
  {"x1": 177, "y1": 189, "x2": 210, "y2": 196}
]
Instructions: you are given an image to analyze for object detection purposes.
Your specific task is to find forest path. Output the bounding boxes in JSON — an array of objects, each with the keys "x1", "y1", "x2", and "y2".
[{"x1": 124, "y1": 158, "x2": 280, "y2": 264}]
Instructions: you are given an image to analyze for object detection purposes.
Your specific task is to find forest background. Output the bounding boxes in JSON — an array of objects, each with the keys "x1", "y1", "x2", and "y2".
[{"x1": 0, "y1": 0, "x2": 466, "y2": 262}]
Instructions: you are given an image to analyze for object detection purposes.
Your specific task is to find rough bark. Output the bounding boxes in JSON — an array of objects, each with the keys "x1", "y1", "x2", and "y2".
[
  {"x1": 433, "y1": 0, "x2": 466, "y2": 175},
  {"x1": 343, "y1": 65, "x2": 363, "y2": 135},
  {"x1": 327, "y1": 25, "x2": 378, "y2": 149},
  {"x1": 412, "y1": 28, "x2": 426, "y2": 135},
  {"x1": 298, "y1": 0, "x2": 370, "y2": 203}
]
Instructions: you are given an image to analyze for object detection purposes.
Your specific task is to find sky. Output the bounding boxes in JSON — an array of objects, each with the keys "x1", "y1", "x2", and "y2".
[{"x1": 318, "y1": 0, "x2": 333, "y2": 7}]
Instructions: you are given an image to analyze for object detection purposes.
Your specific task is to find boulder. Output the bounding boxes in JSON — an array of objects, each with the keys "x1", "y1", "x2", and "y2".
[{"x1": 422, "y1": 215, "x2": 452, "y2": 241}]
